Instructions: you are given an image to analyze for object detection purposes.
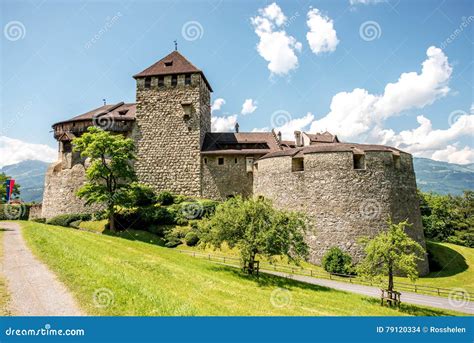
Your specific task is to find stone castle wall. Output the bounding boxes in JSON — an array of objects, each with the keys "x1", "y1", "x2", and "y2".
[
  {"x1": 41, "y1": 160, "x2": 101, "y2": 219},
  {"x1": 254, "y1": 150, "x2": 429, "y2": 275},
  {"x1": 201, "y1": 155, "x2": 254, "y2": 200},
  {"x1": 134, "y1": 73, "x2": 210, "y2": 196}
]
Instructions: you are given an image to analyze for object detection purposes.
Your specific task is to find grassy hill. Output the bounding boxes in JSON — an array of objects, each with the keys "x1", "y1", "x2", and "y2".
[
  {"x1": 413, "y1": 157, "x2": 473, "y2": 195},
  {"x1": 0, "y1": 160, "x2": 49, "y2": 202},
  {"x1": 20, "y1": 221, "x2": 461, "y2": 316}
]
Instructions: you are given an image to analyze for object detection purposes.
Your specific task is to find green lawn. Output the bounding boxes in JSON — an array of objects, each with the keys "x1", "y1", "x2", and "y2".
[
  {"x1": 0, "y1": 230, "x2": 11, "y2": 315},
  {"x1": 21, "y1": 221, "x2": 461, "y2": 316},
  {"x1": 396, "y1": 241, "x2": 474, "y2": 290}
]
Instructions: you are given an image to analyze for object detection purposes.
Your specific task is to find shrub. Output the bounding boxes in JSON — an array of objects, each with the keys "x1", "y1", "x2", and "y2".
[
  {"x1": 69, "y1": 220, "x2": 82, "y2": 229},
  {"x1": 185, "y1": 231, "x2": 199, "y2": 246},
  {"x1": 46, "y1": 213, "x2": 91, "y2": 227},
  {"x1": 0, "y1": 204, "x2": 31, "y2": 220},
  {"x1": 322, "y1": 247, "x2": 352, "y2": 275},
  {"x1": 156, "y1": 191, "x2": 174, "y2": 205},
  {"x1": 128, "y1": 182, "x2": 156, "y2": 207}
]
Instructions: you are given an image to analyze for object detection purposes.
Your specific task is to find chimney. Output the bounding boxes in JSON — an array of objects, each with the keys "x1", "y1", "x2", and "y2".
[
  {"x1": 235, "y1": 122, "x2": 239, "y2": 133},
  {"x1": 294, "y1": 131, "x2": 302, "y2": 147},
  {"x1": 277, "y1": 131, "x2": 282, "y2": 143}
]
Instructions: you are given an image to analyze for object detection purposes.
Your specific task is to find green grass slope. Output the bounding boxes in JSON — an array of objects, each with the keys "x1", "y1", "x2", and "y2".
[{"x1": 21, "y1": 222, "x2": 461, "y2": 316}]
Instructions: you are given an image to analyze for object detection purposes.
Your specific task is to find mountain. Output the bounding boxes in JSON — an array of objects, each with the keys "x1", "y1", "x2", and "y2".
[
  {"x1": 1, "y1": 160, "x2": 50, "y2": 202},
  {"x1": 0, "y1": 157, "x2": 472, "y2": 203},
  {"x1": 413, "y1": 157, "x2": 474, "y2": 195}
]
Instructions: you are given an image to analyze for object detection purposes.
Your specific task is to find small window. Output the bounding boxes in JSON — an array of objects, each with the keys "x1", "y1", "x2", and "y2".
[
  {"x1": 171, "y1": 75, "x2": 177, "y2": 86},
  {"x1": 292, "y1": 158, "x2": 304, "y2": 172},
  {"x1": 158, "y1": 76, "x2": 164, "y2": 87},
  {"x1": 63, "y1": 141, "x2": 72, "y2": 153},
  {"x1": 218, "y1": 157, "x2": 224, "y2": 165},
  {"x1": 234, "y1": 158, "x2": 238, "y2": 164},
  {"x1": 185, "y1": 74, "x2": 191, "y2": 85},
  {"x1": 164, "y1": 60, "x2": 173, "y2": 67},
  {"x1": 144, "y1": 77, "x2": 151, "y2": 88},
  {"x1": 182, "y1": 104, "x2": 192, "y2": 116},
  {"x1": 204, "y1": 158, "x2": 207, "y2": 164},
  {"x1": 353, "y1": 154, "x2": 365, "y2": 170},
  {"x1": 393, "y1": 155, "x2": 401, "y2": 169}
]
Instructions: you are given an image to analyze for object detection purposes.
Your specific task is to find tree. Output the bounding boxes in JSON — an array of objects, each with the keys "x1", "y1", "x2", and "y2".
[
  {"x1": 73, "y1": 126, "x2": 136, "y2": 232},
  {"x1": 200, "y1": 196, "x2": 309, "y2": 274},
  {"x1": 0, "y1": 173, "x2": 20, "y2": 203},
  {"x1": 357, "y1": 218, "x2": 425, "y2": 293}
]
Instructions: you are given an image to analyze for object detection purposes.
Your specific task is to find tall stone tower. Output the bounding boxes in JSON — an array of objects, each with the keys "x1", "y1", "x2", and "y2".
[{"x1": 133, "y1": 50, "x2": 212, "y2": 196}]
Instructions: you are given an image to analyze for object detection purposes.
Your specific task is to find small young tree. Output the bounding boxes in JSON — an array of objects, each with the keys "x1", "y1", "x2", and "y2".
[
  {"x1": 200, "y1": 196, "x2": 309, "y2": 274},
  {"x1": 357, "y1": 218, "x2": 425, "y2": 293},
  {"x1": 73, "y1": 126, "x2": 136, "y2": 232},
  {"x1": 322, "y1": 247, "x2": 352, "y2": 275}
]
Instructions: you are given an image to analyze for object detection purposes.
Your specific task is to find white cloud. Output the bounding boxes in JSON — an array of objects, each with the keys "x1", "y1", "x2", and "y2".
[
  {"x1": 241, "y1": 99, "x2": 258, "y2": 115},
  {"x1": 306, "y1": 8, "x2": 339, "y2": 55},
  {"x1": 275, "y1": 112, "x2": 314, "y2": 140},
  {"x1": 251, "y1": 3, "x2": 302, "y2": 75},
  {"x1": 211, "y1": 115, "x2": 238, "y2": 132},
  {"x1": 211, "y1": 98, "x2": 226, "y2": 114},
  {"x1": 310, "y1": 46, "x2": 453, "y2": 141},
  {"x1": 0, "y1": 136, "x2": 56, "y2": 168},
  {"x1": 350, "y1": 0, "x2": 385, "y2": 4},
  {"x1": 307, "y1": 46, "x2": 474, "y2": 164},
  {"x1": 431, "y1": 145, "x2": 474, "y2": 165},
  {"x1": 251, "y1": 127, "x2": 270, "y2": 132}
]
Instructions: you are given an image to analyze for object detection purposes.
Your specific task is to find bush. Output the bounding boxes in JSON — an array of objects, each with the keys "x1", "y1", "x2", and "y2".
[
  {"x1": 322, "y1": 247, "x2": 352, "y2": 275},
  {"x1": 46, "y1": 213, "x2": 91, "y2": 227},
  {"x1": 185, "y1": 231, "x2": 199, "y2": 246},
  {"x1": 69, "y1": 220, "x2": 82, "y2": 229},
  {"x1": 128, "y1": 183, "x2": 156, "y2": 207},
  {"x1": 156, "y1": 191, "x2": 174, "y2": 205},
  {"x1": 0, "y1": 204, "x2": 31, "y2": 220}
]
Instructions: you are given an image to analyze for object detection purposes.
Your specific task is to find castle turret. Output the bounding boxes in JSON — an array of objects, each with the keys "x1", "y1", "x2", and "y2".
[{"x1": 133, "y1": 50, "x2": 212, "y2": 196}]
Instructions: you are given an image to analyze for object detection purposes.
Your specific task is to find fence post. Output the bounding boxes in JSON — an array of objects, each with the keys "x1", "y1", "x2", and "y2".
[
  {"x1": 208, "y1": 254, "x2": 210, "y2": 260},
  {"x1": 414, "y1": 285, "x2": 417, "y2": 293},
  {"x1": 310, "y1": 270, "x2": 313, "y2": 277},
  {"x1": 224, "y1": 257, "x2": 226, "y2": 264},
  {"x1": 437, "y1": 288, "x2": 440, "y2": 296},
  {"x1": 193, "y1": 252, "x2": 195, "y2": 258},
  {"x1": 329, "y1": 274, "x2": 332, "y2": 280}
]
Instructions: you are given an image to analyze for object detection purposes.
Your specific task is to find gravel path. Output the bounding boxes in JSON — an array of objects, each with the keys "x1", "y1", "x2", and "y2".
[
  {"x1": 265, "y1": 270, "x2": 474, "y2": 315},
  {"x1": 0, "y1": 222, "x2": 84, "y2": 316}
]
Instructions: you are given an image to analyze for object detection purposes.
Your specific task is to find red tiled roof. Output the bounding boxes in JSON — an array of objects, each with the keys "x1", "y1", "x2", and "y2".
[
  {"x1": 201, "y1": 132, "x2": 281, "y2": 154},
  {"x1": 133, "y1": 51, "x2": 213, "y2": 91},
  {"x1": 304, "y1": 131, "x2": 339, "y2": 143},
  {"x1": 259, "y1": 143, "x2": 405, "y2": 160},
  {"x1": 52, "y1": 102, "x2": 136, "y2": 127}
]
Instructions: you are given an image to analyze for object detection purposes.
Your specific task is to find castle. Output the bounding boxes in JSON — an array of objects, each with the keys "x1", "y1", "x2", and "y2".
[{"x1": 41, "y1": 50, "x2": 429, "y2": 274}]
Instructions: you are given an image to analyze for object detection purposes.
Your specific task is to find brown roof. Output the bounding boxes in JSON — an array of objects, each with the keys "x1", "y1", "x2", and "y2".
[
  {"x1": 133, "y1": 50, "x2": 213, "y2": 91},
  {"x1": 53, "y1": 102, "x2": 136, "y2": 127},
  {"x1": 201, "y1": 132, "x2": 281, "y2": 155},
  {"x1": 304, "y1": 131, "x2": 339, "y2": 143},
  {"x1": 259, "y1": 143, "x2": 405, "y2": 160}
]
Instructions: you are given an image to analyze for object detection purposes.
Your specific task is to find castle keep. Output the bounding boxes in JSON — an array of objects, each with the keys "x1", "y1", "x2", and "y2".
[{"x1": 42, "y1": 50, "x2": 429, "y2": 274}]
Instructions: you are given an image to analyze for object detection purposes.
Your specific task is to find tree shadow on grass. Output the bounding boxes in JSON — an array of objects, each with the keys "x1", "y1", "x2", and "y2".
[
  {"x1": 0, "y1": 228, "x2": 13, "y2": 232},
  {"x1": 103, "y1": 229, "x2": 166, "y2": 247},
  {"x1": 208, "y1": 265, "x2": 332, "y2": 293},
  {"x1": 362, "y1": 297, "x2": 458, "y2": 316},
  {"x1": 426, "y1": 241, "x2": 468, "y2": 278}
]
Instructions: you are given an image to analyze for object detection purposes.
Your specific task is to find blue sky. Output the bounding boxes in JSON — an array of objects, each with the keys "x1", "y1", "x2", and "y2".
[{"x1": 0, "y1": 0, "x2": 473, "y2": 166}]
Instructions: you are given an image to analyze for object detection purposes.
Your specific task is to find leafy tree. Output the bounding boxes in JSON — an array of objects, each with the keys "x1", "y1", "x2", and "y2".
[
  {"x1": 200, "y1": 196, "x2": 309, "y2": 274},
  {"x1": 418, "y1": 190, "x2": 473, "y2": 247},
  {"x1": 73, "y1": 126, "x2": 136, "y2": 232},
  {"x1": 357, "y1": 218, "x2": 425, "y2": 293},
  {"x1": 0, "y1": 173, "x2": 20, "y2": 203},
  {"x1": 322, "y1": 247, "x2": 352, "y2": 274}
]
